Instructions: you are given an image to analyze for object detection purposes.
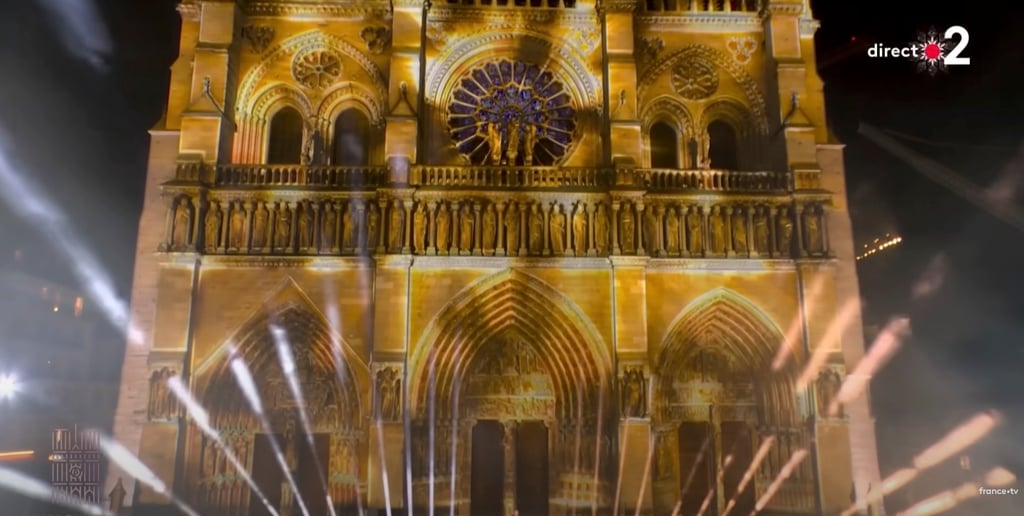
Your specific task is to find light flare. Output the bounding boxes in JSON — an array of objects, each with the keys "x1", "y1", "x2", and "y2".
[
  {"x1": 796, "y1": 299, "x2": 861, "y2": 391},
  {"x1": 95, "y1": 433, "x2": 199, "y2": 516},
  {"x1": 829, "y1": 316, "x2": 911, "y2": 417},
  {"x1": 0, "y1": 467, "x2": 110, "y2": 515},
  {"x1": 753, "y1": 449, "x2": 809, "y2": 512},
  {"x1": 165, "y1": 376, "x2": 279, "y2": 516},
  {"x1": 772, "y1": 276, "x2": 827, "y2": 371}
]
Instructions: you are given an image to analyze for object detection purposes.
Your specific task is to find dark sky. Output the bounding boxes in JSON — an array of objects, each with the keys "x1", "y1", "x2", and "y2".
[{"x1": 0, "y1": 0, "x2": 1021, "y2": 486}]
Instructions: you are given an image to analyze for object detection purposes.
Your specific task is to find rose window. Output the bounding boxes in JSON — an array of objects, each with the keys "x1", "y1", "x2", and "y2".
[
  {"x1": 670, "y1": 58, "x2": 719, "y2": 100},
  {"x1": 292, "y1": 50, "x2": 342, "y2": 90},
  {"x1": 447, "y1": 60, "x2": 577, "y2": 166}
]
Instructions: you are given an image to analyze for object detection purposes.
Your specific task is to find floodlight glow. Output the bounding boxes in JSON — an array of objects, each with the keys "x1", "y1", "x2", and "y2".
[{"x1": 0, "y1": 374, "x2": 20, "y2": 400}]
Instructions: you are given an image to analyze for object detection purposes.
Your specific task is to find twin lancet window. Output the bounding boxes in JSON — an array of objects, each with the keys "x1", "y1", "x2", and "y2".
[
  {"x1": 649, "y1": 120, "x2": 739, "y2": 170},
  {"x1": 265, "y1": 106, "x2": 371, "y2": 166}
]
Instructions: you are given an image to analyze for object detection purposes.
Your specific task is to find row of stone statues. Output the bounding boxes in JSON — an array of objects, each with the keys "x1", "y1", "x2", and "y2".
[{"x1": 165, "y1": 195, "x2": 829, "y2": 258}]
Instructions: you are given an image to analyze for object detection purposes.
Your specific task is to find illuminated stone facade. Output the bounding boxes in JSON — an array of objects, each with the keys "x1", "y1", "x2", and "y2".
[{"x1": 109, "y1": 0, "x2": 882, "y2": 514}]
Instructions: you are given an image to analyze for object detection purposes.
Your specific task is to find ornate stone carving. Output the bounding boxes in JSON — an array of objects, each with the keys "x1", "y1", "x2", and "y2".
[
  {"x1": 753, "y1": 206, "x2": 769, "y2": 254},
  {"x1": 376, "y1": 366, "x2": 402, "y2": 422},
  {"x1": 292, "y1": 49, "x2": 342, "y2": 90},
  {"x1": 147, "y1": 368, "x2": 178, "y2": 421},
  {"x1": 170, "y1": 197, "x2": 193, "y2": 250},
  {"x1": 670, "y1": 57, "x2": 719, "y2": 100},
  {"x1": 802, "y1": 204, "x2": 825, "y2": 255},
  {"x1": 776, "y1": 206, "x2": 794, "y2": 256},
  {"x1": 708, "y1": 205, "x2": 726, "y2": 254},
  {"x1": 817, "y1": 368, "x2": 844, "y2": 418},
  {"x1": 620, "y1": 203, "x2": 635, "y2": 253},
  {"x1": 636, "y1": 36, "x2": 664, "y2": 67},
  {"x1": 412, "y1": 204, "x2": 427, "y2": 253},
  {"x1": 447, "y1": 59, "x2": 577, "y2": 166},
  {"x1": 360, "y1": 26, "x2": 390, "y2": 55},
  {"x1": 240, "y1": 25, "x2": 273, "y2": 53},
  {"x1": 572, "y1": 202, "x2": 587, "y2": 256},
  {"x1": 505, "y1": 203, "x2": 520, "y2": 253},
  {"x1": 425, "y1": 20, "x2": 453, "y2": 48},
  {"x1": 665, "y1": 207, "x2": 680, "y2": 254},
  {"x1": 620, "y1": 367, "x2": 647, "y2": 418},
  {"x1": 726, "y1": 35, "x2": 758, "y2": 65},
  {"x1": 550, "y1": 204, "x2": 566, "y2": 255},
  {"x1": 570, "y1": 27, "x2": 600, "y2": 55},
  {"x1": 204, "y1": 201, "x2": 222, "y2": 251}
]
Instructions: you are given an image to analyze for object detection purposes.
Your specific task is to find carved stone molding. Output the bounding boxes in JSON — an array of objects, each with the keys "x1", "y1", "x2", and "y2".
[
  {"x1": 243, "y1": 2, "x2": 389, "y2": 19},
  {"x1": 726, "y1": 35, "x2": 758, "y2": 66},
  {"x1": 240, "y1": 25, "x2": 274, "y2": 54},
  {"x1": 636, "y1": 36, "x2": 665, "y2": 68},
  {"x1": 360, "y1": 26, "x2": 391, "y2": 55}
]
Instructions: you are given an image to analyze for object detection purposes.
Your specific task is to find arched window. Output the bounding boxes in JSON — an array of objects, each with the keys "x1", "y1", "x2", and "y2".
[
  {"x1": 649, "y1": 121, "x2": 679, "y2": 169},
  {"x1": 707, "y1": 120, "x2": 739, "y2": 170},
  {"x1": 332, "y1": 109, "x2": 370, "y2": 166},
  {"x1": 266, "y1": 107, "x2": 304, "y2": 165}
]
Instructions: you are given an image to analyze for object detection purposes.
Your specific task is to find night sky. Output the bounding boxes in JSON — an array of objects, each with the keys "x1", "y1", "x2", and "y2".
[{"x1": 0, "y1": 0, "x2": 1021, "y2": 500}]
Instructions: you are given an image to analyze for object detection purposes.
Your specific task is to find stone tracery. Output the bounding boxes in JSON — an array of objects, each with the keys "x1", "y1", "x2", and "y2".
[{"x1": 447, "y1": 59, "x2": 577, "y2": 166}]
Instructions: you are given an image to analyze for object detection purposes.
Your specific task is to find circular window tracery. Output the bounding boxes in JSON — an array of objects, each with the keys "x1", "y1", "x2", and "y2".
[
  {"x1": 447, "y1": 59, "x2": 577, "y2": 166},
  {"x1": 292, "y1": 50, "x2": 342, "y2": 90}
]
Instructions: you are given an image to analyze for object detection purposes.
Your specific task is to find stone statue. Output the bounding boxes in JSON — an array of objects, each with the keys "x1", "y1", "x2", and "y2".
[
  {"x1": 342, "y1": 204, "x2": 355, "y2": 250},
  {"x1": 482, "y1": 205, "x2": 496, "y2": 253},
  {"x1": 275, "y1": 203, "x2": 292, "y2": 249},
  {"x1": 378, "y1": 367, "x2": 401, "y2": 421},
  {"x1": 302, "y1": 127, "x2": 325, "y2": 166},
  {"x1": 528, "y1": 205, "x2": 544, "y2": 254},
  {"x1": 594, "y1": 204, "x2": 609, "y2": 253},
  {"x1": 459, "y1": 206, "x2": 474, "y2": 252},
  {"x1": 643, "y1": 206, "x2": 660, "y2": 254},
  {"x1": 817, "y1": 370, "x2": 842, "y2": 417},
  {"x1": 620, "y1": 205, "x2": 635, "y2": 252},
  {"x1": 506, "y1": 120, "x2": 521, "y2": 164},
  {"x1": 700, "y1": 130, "x2": 712, "y2": 169},
  {"x1": 108, "y1": 477, "x2": 126, "y2": 514},
  {"x1": 622, "y1": 368, "x2": 646, "y2": 418},
  {"x1": 298, "y1": 203, "x2": 313, "y2": 249},
  {"x1": 686, "y1": 207, "x2": 703, "y2": 255},
  {"x1": 321, "y1": 205, "x2": 337, "y2": 250},
  {"x1": 229, "y1": 203, "x2": 246, "y2": 249},
  {"x1": 753, "y1": 206, "x2": 769, "y2": 254},
  {"x1": 367, "y1": 205, "x2": 380, "y2": 250},
  {"x1": 436, "y1": 203, "x2": 451, "y2": 252},
  {"x1": 172, "y1": 198, "x2": 190, "y2": 248},
  {"x1": 547, "y1": 205, "x2": 564, "y2": 254},
  {"x1": 505, "y1": 204, "x2": 520, "y2": 253},
  {"x1": 204, "y1": 202, "x2": 222, "y2": 251},
  {"x1": 523, "y1": 123, "x2": 538, "y2": 166},
  {"x1": 283, "y1": 418, "x2": 299, "y2": 472},
  {"x1": 803, "y1": 205, "x2": 823, "y2": 254},
  {"x1": 487, "y1": 123, "x2": 502, "y2": 164},
  {"x1": 572, "y1": 203, "x2": 587, "y2": 255},
  {"x1": 665, "y1": 207, "x2": 680, "y2": 254},
  {"x1": 388, "y1": 200, "x2": 405, "y2": 251},
  {"x1": 709, "y1": 206, "x2": 726, "y2": 254},
  {"x1": 732, "y1": 207, "x2": 748, "y2": 253},
  {"x1": 252, "y1": 202, "x2": 268, "y2": 250},
  {"x1": 412, "y1": 204, "x2": 427, "y2": 253},
  {"x1": 776, "y1": 207, "x2": 793, "y2": 256}
]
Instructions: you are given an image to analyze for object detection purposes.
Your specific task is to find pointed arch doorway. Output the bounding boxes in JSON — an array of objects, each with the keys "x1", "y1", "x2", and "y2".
[
  {"x1": 407, "y1": 270, "x2": 614, "y2": 515},
  {"x1": 186, "y1": 303, "x2": 368, "y2": 516}
]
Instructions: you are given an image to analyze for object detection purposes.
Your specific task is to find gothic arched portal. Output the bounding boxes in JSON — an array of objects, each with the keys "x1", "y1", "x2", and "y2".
[
  {"x1": 408, "y1": 269, "x2": 614, "y2": 515},
  {"x1": 653, "y1": 289, "x2": 814, "y2": 516},
  {"x1": 186, "y1": 303, "x2": 366, "y2": 516}
]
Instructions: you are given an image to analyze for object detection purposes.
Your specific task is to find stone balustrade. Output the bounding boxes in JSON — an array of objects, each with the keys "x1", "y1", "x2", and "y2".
[{"x1": 640, "y1": 0, "x2": 760, "y2": 14}]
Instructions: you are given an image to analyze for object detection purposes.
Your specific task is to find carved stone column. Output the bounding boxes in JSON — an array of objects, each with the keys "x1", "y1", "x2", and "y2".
[
  {"x1": 375, "y1": 199, "x2": 388, "y2": 254},
  {"x1": 542, "y1": 202, "x2": 552, "y2": 256},
  {"x1": 450, "y1": 200, "x2": 461, "y2": 256},
  {"x1": 611, "y1": 201, "x2": 621, "y2": 255},
  {"x1": 636, "y1": 202, "x2": 647, "y2": 256},
  {"x1": 473, "y1": 202, "x2": 483, "y2": 256},
  {"x1": 496, "y1": 201, "x2": 506, "y2": 256},
  {"x1": 403, "y1": 199, "x2": 414, "y2": 254},
  {"x1": 518, "y1": 202, "x2": 528, "y2": 256},
  {"x1": 725, "y1": 205, "x2": 735, "y2": 258},
  {"x1": 427, "y1": 201, "x2": 437, "y2": 256}
]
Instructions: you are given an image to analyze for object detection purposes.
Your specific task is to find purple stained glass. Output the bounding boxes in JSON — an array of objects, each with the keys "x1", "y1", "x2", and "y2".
[{"x1": 447, "y1": 59, "x2": 577, "y2": 166}]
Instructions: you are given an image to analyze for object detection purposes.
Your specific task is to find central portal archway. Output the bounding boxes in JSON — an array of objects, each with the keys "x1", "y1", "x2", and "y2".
[{"x1": 408, "y1": 269, "x2": 614, "y2": 515}]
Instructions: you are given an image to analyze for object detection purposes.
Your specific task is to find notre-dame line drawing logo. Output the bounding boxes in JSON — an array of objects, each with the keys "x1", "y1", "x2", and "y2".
[{"x1": 49, "y1": 426, "x2": 101, "y2": 510}]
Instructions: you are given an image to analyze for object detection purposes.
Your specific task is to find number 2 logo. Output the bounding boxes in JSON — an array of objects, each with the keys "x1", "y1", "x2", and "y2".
[{"x1": 944, "y1": 26, "x2": 970, "y2": 65}]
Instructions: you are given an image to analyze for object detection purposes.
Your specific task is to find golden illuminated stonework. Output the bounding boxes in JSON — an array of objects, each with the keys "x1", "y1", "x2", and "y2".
[{"x1": 108, "y1": 1, "x2": 884, "y2": 515}]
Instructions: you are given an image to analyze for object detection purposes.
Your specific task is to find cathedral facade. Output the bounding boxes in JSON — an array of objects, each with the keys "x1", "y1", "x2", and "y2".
[{"x1": 110, "y1": 1, "x2": 882, "y2": 514}]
